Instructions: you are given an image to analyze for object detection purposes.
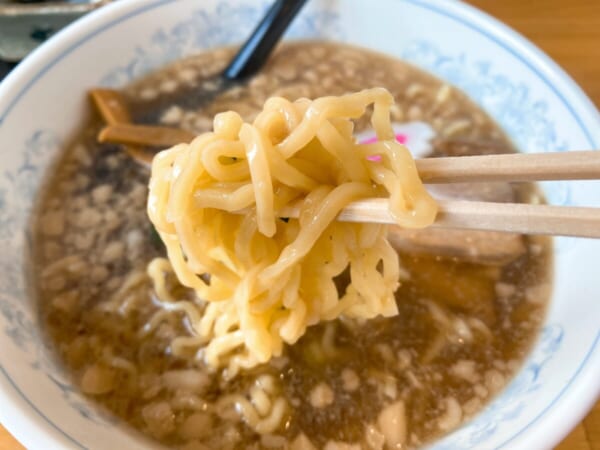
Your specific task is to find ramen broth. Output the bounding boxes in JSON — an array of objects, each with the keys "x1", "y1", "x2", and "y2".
[{"x1": 34, "y1": 42, "x2": 551, "y2": 449}]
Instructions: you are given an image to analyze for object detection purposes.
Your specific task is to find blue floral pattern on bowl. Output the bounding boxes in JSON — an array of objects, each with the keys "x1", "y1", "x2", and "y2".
[
  {"x1": 0, "y1": 130, "x2": 113, "y2": 426},
  {"x1": 3, "y1": 0, "x2": 595, "y2": 448},
  {"x1": 100, "y1": 1, "x2": 342, "y2": 88}
]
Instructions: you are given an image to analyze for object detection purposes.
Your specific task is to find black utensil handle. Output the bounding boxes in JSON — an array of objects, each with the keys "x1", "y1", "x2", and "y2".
[
  {"x1": 0, "y1": 60, "x2": 18, "y2": 82},
  {"x1": 222, "y1": 0, "x2": 308, "y2": 80}
]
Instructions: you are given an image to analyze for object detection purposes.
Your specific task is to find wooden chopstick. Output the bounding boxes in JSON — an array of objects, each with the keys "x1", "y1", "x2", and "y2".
[
  {"x1": 433, "y1": 200, "x2": 600, "y2": 237},
  {"x1": 277, "y1": 198, "x2": 600, "y2": 238},
  {"x1": 416, "y1": 151, "x2": 600, "y2": 183}
]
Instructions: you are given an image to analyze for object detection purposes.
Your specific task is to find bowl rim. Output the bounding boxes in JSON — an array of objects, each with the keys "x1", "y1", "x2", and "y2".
[{"x1": 0, "y1": 0, "x2": 599, "y2": 449}]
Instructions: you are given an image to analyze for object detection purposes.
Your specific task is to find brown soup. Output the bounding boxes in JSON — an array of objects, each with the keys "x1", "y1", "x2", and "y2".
[{"x1": 33, "y1": 42, "x2": 551, "y2": 449}]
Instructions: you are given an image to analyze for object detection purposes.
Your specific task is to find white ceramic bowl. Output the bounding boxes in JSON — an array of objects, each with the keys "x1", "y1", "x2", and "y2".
[{"x1": 0, "y1": 1, "x2": 599, "y2": 449}]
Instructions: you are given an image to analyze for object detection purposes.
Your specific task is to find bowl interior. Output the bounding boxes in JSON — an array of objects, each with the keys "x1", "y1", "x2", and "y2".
[{"x1": 0, "y1": 1, "x2": 598, "y2": 449}]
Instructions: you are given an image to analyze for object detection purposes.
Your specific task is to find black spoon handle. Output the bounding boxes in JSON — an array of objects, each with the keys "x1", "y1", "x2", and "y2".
[{"x1": 222, "y1": 0, "x2": 308, "y2": 80}]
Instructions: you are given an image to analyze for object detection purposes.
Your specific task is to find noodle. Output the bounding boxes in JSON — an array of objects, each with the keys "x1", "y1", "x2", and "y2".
[
  {"x1": 147, "y1": 88, "x2": 437, "y2": 376},
  {"x1": 216, "y1": 374, "x2": 288, "y2": 434}
]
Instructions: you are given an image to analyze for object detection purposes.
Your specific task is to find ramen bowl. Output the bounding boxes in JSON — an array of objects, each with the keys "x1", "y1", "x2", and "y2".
[{"x1": 0, "y1": 0, "x2": 599, "y2": 449}]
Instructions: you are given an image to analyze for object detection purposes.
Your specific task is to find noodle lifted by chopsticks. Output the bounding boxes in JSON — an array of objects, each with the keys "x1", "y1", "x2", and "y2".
[{"x1": 147, "y1": 88, "x2": 437, "y2": 376}]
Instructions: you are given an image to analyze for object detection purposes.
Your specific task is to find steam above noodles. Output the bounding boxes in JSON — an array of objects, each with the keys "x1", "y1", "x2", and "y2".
[{"x1": 146, "y1": 88, "x2": 437, "y2": 376}]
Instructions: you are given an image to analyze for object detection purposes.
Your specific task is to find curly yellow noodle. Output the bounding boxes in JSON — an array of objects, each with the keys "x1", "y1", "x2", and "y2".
[
  {"x1": 215, "y1": 374, "x2": 288, "y2": 433},
  {"x1": 146, "y1": 88, "x2": 437, "y2": 375},
  {"x1": 200, "y1": 140, "x2": 248, "y2": 181}
]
